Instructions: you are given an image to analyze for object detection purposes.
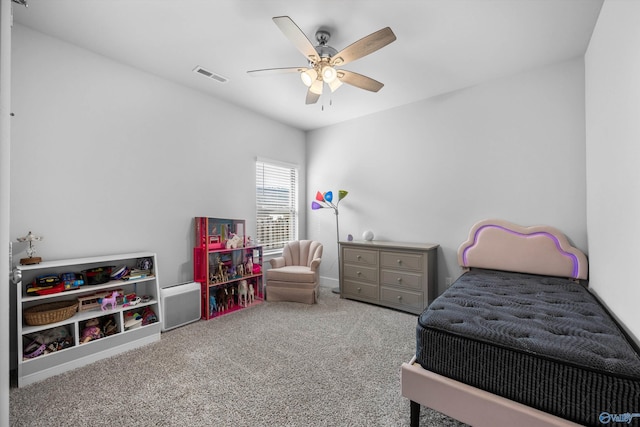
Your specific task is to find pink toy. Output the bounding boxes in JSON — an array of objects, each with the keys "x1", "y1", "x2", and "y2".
[
  {"x1": 101, "y1": 291, "x2": 120, "y2": 311},
  {"x1": 81, "y1": 318, "x2": 102, "y2": 343}
]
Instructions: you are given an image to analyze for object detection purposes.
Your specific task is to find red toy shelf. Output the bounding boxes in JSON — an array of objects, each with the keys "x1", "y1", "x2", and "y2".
[{"x1": 193, "y1": 217, "x2": 263, "y2": 320}]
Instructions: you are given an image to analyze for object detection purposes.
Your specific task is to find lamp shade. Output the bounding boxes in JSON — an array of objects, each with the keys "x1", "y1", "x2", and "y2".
[
  {"x1": 321, "y1": 65, "x2": 337, "y2": 83},
  {"x1": 328, "y1": 78, "x2": 343, "y2": 92},
  {"x1": 324, "y1": 191, "x2": 333, "y2": 203},
  {"x1": 309, "y1": 78, "x2": 323, "y2": 95},
  {"x1": 300, "y1": 68, "x2": 318, "y2": 87},
  {"x1": 311, "y1": 201, "x2": 323, "y2": 210}
]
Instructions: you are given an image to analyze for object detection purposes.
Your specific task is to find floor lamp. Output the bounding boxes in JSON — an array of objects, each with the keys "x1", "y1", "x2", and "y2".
[{"x1": 311, "y1": 190, "x2": 348, "y2": 294}]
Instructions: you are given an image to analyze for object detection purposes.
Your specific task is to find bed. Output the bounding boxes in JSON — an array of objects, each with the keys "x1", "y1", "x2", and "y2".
[{"x1": 401, "y1": 219, "x2": 640, "y2": 427}]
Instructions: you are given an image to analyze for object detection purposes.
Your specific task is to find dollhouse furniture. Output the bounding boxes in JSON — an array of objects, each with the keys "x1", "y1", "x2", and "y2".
[
  {"x1": 265, "y1": 240, "x2": 323, "y2": 304},
  {"x1": 401, "y1": 219, "x2": 640, "y2": 427},
  {"x1": 193, "y1": 217, "x2": 263, "y2": 319}
]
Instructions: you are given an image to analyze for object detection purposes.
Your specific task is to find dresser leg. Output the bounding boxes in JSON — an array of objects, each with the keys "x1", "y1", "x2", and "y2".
[{"x1": 410, "y1": 400, "x2": 420, "y2": 427}]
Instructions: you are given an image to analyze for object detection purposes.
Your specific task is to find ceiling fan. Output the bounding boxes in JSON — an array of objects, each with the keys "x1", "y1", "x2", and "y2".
[{"x1": 247, "y1": 16, "x2": 397, "y2": 105}]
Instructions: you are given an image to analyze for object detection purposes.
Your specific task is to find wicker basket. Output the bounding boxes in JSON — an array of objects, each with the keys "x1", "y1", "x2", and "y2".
[{"x1": 24, "y1": 300, "x2": 78, "y2": 326}]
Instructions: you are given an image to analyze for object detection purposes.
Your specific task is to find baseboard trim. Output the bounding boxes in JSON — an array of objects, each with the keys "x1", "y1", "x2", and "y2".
[{"x1": 319, "y1": 276, "x2": 338, "y2": 288}]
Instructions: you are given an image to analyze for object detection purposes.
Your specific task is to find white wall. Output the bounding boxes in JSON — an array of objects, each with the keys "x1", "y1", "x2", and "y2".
[
  {"x1": 1, "y1": 0, "x2": 11, "y2": 423},
  {"x1": 585, "y1": 0, "x2": 640, "y2": 341},
  {"x1": 307, "y1": 58, "x2": 588, "y2": 293},
  {"x1": 10, "y1": 25, "x2": 306, "y2": 287}
]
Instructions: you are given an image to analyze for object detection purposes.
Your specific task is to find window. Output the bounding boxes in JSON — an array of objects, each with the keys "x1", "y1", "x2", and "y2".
[{"x1": 255, "y1": 159, "x2": 298, "y2": 253}]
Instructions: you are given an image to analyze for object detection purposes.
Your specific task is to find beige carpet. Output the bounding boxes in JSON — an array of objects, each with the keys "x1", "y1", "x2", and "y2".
[{"x1": 10, "y1": 287, "x2": 465, "y2": 427}]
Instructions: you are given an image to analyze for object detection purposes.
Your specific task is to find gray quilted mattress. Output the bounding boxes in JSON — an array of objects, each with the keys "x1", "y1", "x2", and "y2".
[{"x1": 416, "y1": 269, "x2": 640, "y2": 426}]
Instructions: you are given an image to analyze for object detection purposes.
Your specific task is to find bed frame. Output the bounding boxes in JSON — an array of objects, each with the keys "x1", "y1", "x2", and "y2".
[{"x1": 401, "y1": 219, "x2": 589, "y2": 427}]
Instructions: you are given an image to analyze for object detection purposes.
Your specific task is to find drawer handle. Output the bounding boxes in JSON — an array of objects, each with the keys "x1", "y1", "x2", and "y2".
[
  {"x1": 357, "y1": 287, "x2": 362, "y2": 292},
  {"x1": 357, "y1": 271, "x2": 362, "y2": 276},
  {"x1": 357, "y1": 255, "x2": 362, "y2": 260},
  {"x1": 396, "y1": 277, "x2": 402, "y2": 283},
  {"x1": 397, "y1": 259, "x2": 402, "y2": 265},
  {"x1": 397, "y1": 295, "x2": 402, "y2": 300}
]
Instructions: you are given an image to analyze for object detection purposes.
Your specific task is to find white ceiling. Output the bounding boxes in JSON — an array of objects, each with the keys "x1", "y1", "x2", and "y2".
[{"x1": 12, "y1": 0, "x2": 603, "y2": 131}]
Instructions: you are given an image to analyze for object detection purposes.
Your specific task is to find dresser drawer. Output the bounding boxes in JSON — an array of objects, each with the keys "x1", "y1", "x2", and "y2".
[
  {"x1": 343, "y1": 248, "x2": 378, "y2": 267},
  {"x1": 380, "y1": 251, "x2": 423, "y2": 272},
  {"x1": 343, "y1": 280, "x2": 378, "y2": 300},
  {"x1": 380, "y1": 269, "x2": 423, "y2": 291},
  {"x1": 380, "y1": 286, "x2": 424, "y2": 311},
  {"x1": 343, "y1": 264, "x2": 378, "y2": 284}
]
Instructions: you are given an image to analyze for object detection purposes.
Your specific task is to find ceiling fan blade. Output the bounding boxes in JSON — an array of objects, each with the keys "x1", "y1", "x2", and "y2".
[
  {"x1": 247, "y1": 67, "x2": 305, "y2": 76},
  {"x1": 338, "y1": 70, "x2": 384, "y2": 92},
  {"x1": 331, "y1": 27, "x2": 396, "y2": 66},
  {"x1": 306, "y1": 89, "x2": 321, "y2": 105},
  {"x1": 273, "y1": 16, "x2": 319, "y2": 63}
]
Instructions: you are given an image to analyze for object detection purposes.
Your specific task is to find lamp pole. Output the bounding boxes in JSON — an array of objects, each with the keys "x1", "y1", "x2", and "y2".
[
  {"x1": 311, "y1": 190, "x2": 348, "y2": 295},
  {"x1": 333, "y1": 208, "x2": 341, "y2": 294}
]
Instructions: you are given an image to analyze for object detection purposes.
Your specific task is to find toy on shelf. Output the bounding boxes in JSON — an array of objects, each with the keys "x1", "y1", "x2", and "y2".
[
  {"x1": 23, "y1": 341, "x2": 46, "y2": 359},
  {"x1": 102, "y1": 316, "x2": 118, "y2": 336},
  {"x1": 100, "y1": 291, "x2": 120, "y2": 311},
  {"x1": 123, "y1": 307, "x2": 158, "y2": 330},
  {"x1": 23, "y1": 326, "x2": 73, "y2": 358},
  {"x1": 225, "y1": 233, "x2": 242, "y2": 249},
  {"x1": 81, "y1": 318, "x2": 103, "y2": 344},
  {"x1": 122, "y1": 293, "x2": 141, "y2": 308},
  {"x1": 238, "y1": 280, "x2": 248, "y2": 307},
  {"x1": 246, "y1": 256, "x2": 253, "y2": 275},
  {"x1": 124, "y1": 313, "x2": 142, "y2": 330},
  {"x1": 141, "y1": 307, "x2": 157, "y2": 325},
  {"x1": 77, "y1": 289, "x2": 124, "y2": 312},
  {"x1": 60, "y1": 272, "x2": 84, "y2": 290},
  {"x1": 227, "y1": 288, "x2": 235, "y2": 310},
  {"x1": 209, "y1": 295, "x2": 217, "y2": 315},
  {"x1": 16, "y1": 231, "x2": 44, "y2": 265}
]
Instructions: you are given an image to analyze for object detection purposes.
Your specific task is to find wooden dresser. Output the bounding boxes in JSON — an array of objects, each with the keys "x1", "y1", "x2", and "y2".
[{"x1": 339, "y1": 240, "x2": 439, "y2": 314}]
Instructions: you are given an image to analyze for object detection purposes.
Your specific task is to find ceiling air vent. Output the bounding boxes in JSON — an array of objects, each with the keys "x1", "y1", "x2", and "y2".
[{"x1": 193, "y1": 66, "x2": 228, "y2": 83}]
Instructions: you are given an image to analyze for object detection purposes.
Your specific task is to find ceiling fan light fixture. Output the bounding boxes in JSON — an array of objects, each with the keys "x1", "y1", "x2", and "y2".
[
  {"x1": 321, "y1": 65, "x2": 337, "y2": 83},
  {"x1": 309, "y1": 79, "x2": 323, "y2": 95},
  {"x1": 328, "y1": 78, "x2": 343, "y2": 92},
  {"x1": 300, "y1": 68, "x2": 318, "y2": 87}
]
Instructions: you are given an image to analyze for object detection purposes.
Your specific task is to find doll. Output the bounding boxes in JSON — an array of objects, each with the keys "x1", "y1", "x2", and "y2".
[{"x1": 81, "y1": 318, "x2": 103, "y2": 343}]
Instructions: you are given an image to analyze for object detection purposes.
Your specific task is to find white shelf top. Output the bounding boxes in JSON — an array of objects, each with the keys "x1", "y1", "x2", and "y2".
[{"x1": 15, "y1": 252, "x2": 156, "y2": 271}]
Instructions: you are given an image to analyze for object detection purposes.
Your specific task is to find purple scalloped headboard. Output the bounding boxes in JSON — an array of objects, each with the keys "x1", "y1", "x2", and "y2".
[{"x1": 457, "y1": 219, "x2": 588, "y2": 280}]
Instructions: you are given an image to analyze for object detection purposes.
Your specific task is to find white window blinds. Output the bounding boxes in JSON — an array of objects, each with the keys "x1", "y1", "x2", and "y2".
[{"x1": 255, "y1": 160, "x2": 298, "y2": 252}]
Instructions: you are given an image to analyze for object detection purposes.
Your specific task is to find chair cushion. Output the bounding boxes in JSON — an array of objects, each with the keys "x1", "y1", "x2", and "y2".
[
  {"x1": 266, "y1": 266, "x2": 316, "y2": 283},
  {"x1": 282, "y1": 240, "x2": 323, "y2": 267}
]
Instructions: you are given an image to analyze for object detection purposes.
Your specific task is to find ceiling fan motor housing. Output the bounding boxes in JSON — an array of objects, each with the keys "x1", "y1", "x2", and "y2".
[{"x1": 314, "y1": 31, "x2": 338, "y2": 60}]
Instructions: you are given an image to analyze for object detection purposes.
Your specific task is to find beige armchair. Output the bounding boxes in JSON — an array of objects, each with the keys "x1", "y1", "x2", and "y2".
[{"x1": 266, "y1": 240, "x2": 323, "y2": 304}]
